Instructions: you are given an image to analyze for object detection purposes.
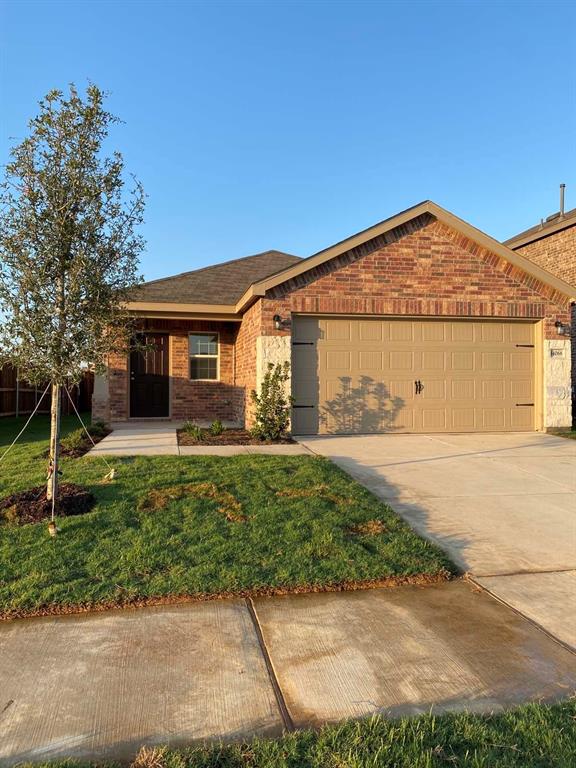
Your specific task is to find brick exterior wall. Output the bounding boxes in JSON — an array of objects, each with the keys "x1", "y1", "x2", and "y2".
[
  {"x1": 260, "y1": 216, "x2": 571, "y2": 339},
  {"x1": 513, "y1": 224, "x2": 576, "y2": 287},
  {"x1": 98, "y1": 319, "x2": 243, "y2": 423},
  {"x1": 233, "y1": 300, "x2": 261, "y2": 426}
]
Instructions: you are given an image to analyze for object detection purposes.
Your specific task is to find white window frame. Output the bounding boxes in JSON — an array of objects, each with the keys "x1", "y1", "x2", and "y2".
[{"x1": 189, "y1": 332, "x2": 220, "y2": 381}]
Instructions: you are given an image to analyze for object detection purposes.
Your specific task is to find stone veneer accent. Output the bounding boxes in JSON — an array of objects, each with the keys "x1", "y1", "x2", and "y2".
[
  {"x1": 255, "y1": 336, "x2": 292, "y2": 424},
  {"x1": 545, "y1": 339, "x2": 572, "y2": 428}
]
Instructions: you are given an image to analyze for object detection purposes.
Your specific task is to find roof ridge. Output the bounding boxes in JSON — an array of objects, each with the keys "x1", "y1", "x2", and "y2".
[{"x1": 140, "y1": 250, "x2": 300, "y2": 288}]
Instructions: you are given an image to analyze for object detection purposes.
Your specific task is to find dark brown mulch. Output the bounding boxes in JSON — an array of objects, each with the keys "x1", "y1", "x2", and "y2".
[
  {"x1": 178, "y1": 428, "x2": 295, "y2": 446},
  {"x1": 0, "y1": 483, "x2": 96, "y2": 526},
  {"x1": 42, "y1": 428, "x2": 112, "y2": 459},
  {"x1": 59, "y1": 431, "x2": 110, "y2": 458}
]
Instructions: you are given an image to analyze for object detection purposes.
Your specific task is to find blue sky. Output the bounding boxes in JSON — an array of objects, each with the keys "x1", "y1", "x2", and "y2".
[{"x1": 1, "y1": 0, "x2": 574, "y2": 281}]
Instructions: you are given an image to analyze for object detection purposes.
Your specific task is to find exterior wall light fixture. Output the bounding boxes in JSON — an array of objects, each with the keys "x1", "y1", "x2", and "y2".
[
  {"x1": 555, "y1": 320, "x2": 570, "y2": 336},
  {"x1": 273, "y1": 314, "x2": 285, "y2": 330}
]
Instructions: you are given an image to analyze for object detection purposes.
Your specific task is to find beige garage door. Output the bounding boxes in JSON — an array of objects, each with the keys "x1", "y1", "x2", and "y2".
[{"x1": 291, "y1": 316, "x2": 536, "y2": 434}]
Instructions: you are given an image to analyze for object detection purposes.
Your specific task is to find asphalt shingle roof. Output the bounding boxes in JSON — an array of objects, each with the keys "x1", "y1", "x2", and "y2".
[
  {"x1": 132, "y1": 250, "x2": 301, "y2": 305},
  {"x1": 504, "y1": 207, "x2": 576, "y2": 247}
]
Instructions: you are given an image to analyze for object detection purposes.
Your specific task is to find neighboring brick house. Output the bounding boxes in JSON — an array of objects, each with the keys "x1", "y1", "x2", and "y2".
[
  {"x1": 93, "y1": 201, "x2": 576, "y2": 434},
  {"x1": 505, "y1": 205, "x2": 576, "y2": 423}
]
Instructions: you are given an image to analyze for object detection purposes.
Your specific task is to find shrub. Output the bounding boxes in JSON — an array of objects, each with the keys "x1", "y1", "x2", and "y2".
[
  {"x1": 183, "y1": 421, "x2": 204, "y2": 441},
  {"x1": 209, "y1": 419, "x2": 224, "y2": 436},
  {"x1": 250, "y1": 361, "x2": 293, "y2": 441},
  {"x1": 89, "y1": 420, "x2": 108, "y2": 437},
  {"x1": 60, "y1": 428, "x2": 87, "y2": 453}
]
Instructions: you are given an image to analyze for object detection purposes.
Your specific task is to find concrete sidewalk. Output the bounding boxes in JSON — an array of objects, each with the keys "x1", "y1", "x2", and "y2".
[
  {"x1": 89, "y1": 423, "x2": 311, "y2": 457},
  {"x1": 298, "y1": 433, "x2": 576, "y2": 650},
  {"x1": 1, "y1": 581, "x2": 575, "y2": 764}
]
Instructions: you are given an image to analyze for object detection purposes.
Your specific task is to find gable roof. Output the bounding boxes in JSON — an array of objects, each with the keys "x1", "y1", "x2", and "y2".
[
  {"x1": 235, "y1": 200, "x2": 576, "y2": 311},
  {"x1": 131, "y1": 250, "x2": 301, "y2": 308},
  {"x1": 504, "y1": 207, "x2": 576, "y2": 250}
]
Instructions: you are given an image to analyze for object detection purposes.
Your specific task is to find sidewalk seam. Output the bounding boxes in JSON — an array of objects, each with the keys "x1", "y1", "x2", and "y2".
[{"x1": 245, "y1": 597, "x2": 295, "y2": 732}]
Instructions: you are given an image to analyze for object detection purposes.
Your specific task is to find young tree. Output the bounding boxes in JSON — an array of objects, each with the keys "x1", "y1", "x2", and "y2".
[{"x1": 0, "y1": 84, "x2": 145, "y2": 513}]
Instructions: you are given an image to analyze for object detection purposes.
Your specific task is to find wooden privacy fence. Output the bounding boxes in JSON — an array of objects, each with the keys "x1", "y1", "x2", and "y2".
[{"x1": 0, "y1": 364, "x2": 94, "y2": 417}]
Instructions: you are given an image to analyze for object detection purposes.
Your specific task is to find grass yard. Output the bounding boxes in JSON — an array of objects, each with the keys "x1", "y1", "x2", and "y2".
[
  {"x1": 0, "y1": 416, "x2": 454, "y2": 618},
  {"x1": 550, "y1": 429, "x2": 576, "y2": 440},
  {"x1": 19, "y1": 700, "x2": 576, "y2": 768}
]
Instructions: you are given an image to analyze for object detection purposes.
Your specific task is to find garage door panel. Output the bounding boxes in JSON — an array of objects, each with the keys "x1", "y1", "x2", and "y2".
[
  {"x1": 481, "y1": 352, "x2": 505, "y2": 371},
  {"x1": 422, "y1": 351, "x2": 445, "y2": 370},
  {"x1": 451, "y1": 408, "x2": 476, "y2": 429},
  {"x1": 326, "y1": 350, "x2": 351, "y2": 371},
  {"x1": 510, "y1": 379, "x2": 532, "y2": 399},
  {"x1": 359, "y1": 350, "x2": 383, "y2": 369},
  {"x1": 421, "y1": 380, "x2": 446, "y2": 399},
  {"x1": 422, "y1": 409, "x2": 447, "y2": 430},
  {"x1": 511, "y1": 407, "x2": 534, "y2": 428},
  {"x1": 390, "y1": 350, "x2": 414, "y2": 370},
  {"x1": 390, "y1": 322, "x2": 414, "y2": 342},
  {"x1": 451, "y1": 323, "x2": 475, "y2": 342},
  {"x1": 421, "y1": 322, "x2": 446, "y2": 342},
  {"x1": 481, "y1": 324, "x2": 505, "y2": 342},
  {"x1": 451, "y1": 351, "x2": 475, "y2": 371},
  {"x1": 359, "y1": 322, "x2": 384, "y2": 341},
  {"x1": 451, "y1": 380, "x2": 475, "y2": 400},
  {"x1": 325, "y1": 320, "x2": 352, "y2": 340},
  {"x1": 509, "y1": 324, "x2": 533, "y2": 343},
  {"x1": 510, "y1": 352, "x2": 532, "y2": 371},
  {"x1": 292, "y1": 317, "x2": 535, "y2": 434},
  {"x1": 482, "y1": 408, "x2": 506, "y2": 429}
]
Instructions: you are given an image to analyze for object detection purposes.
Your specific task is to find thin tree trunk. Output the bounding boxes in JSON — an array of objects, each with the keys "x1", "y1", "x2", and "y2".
[{"x1": 47, "y1": 382, "x2": 61, "y2": 505}]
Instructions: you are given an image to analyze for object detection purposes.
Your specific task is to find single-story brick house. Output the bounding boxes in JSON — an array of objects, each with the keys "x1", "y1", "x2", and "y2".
[{"x1": 93, "y1": 200, "x2": 576, "y2": 434}]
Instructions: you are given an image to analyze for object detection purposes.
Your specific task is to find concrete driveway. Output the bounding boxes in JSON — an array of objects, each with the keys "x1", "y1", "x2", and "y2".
[{"x1": 298, "y1": 432, "x2": 576, "y2": 649}]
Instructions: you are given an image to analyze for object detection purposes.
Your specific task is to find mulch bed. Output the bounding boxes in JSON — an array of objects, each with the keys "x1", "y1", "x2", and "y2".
[
  {"x1": 178, "y1": 428, "x2": 294, "y2": 446},
  {"x1": 0, "y1": 483, "x2": 96, "y2": 525}
]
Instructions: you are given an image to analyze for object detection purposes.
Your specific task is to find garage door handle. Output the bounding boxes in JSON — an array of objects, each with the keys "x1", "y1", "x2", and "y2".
[
  {"x1": 515, "y1": 403, "x2": 534, "y2": 407},
  {"x1": 415, "y1": 380, "x2": 423, "y2": 395}
]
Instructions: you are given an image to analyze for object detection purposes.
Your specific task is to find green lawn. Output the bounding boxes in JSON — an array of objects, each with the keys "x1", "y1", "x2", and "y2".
[
  {"x1": 550, "y1": 429, "x2": 576, "y2": 440},
  {"x1": 0, "y1": 415, "x2": 454, "y2": 617},
  {"x1": 21, "y1": 700, "x2": 576, "y2": 768}
]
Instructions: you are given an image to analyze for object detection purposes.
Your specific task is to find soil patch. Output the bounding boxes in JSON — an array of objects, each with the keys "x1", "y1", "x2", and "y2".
[
  {"x1": 178, "y1": 428, "x2": 294, "y2": 446},
  {"x1": 138, "y1": 482, "x2": 247, "y2": 522},
  {"x1": 0, "y1": 483, "x2": 96, "y2": 525}
]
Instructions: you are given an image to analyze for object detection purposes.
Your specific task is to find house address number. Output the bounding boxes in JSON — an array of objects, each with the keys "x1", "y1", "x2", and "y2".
[{"x1": 550, "y1": 348, "x2": 565, "y2": 358}]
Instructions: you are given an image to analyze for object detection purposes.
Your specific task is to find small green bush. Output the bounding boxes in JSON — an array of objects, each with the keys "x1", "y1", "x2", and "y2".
[
  {"x1": 60, "y1": 428, "x2": 87, "y2": 453},
  {"x1": 88, "y1": 420, "x2": 108, "y2": 437},
  {"x1": 250, "y1": 361, "x2": 293, "y2": 441},
  {"x1": 209, "y1": 419, "x2": 224, "y2": 436},
  {"x1": 183, "y1": 421, "x2": 204, "y2": 441}
]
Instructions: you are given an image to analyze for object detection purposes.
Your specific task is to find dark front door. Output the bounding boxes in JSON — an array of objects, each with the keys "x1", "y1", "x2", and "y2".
[{"x1": 130, "y1": 333, "x2": 169, "y2": 418}]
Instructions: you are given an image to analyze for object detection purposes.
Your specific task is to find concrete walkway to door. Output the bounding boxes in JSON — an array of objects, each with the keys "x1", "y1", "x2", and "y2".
[{"x1": 297, "y1": 432, "x2": 576, "y2": 650}]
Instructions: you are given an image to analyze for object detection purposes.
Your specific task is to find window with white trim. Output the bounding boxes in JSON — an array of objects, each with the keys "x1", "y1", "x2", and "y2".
[{"x1": 189, "y1": 333, "x2": 219, "y2": 380}]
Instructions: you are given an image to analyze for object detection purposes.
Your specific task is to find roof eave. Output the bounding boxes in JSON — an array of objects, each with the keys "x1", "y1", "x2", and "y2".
[
  {"x1": 125, "y1": 301, "x2": 242, "y2": 321},
  {"x1": 504, "y1": 215, "x2": 576, "y2": 250}
]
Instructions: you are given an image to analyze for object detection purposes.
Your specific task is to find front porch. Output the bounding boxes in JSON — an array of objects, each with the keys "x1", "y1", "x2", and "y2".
[{"x1": 93, "y1": 318, "x2": 247, "y2": 426}]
